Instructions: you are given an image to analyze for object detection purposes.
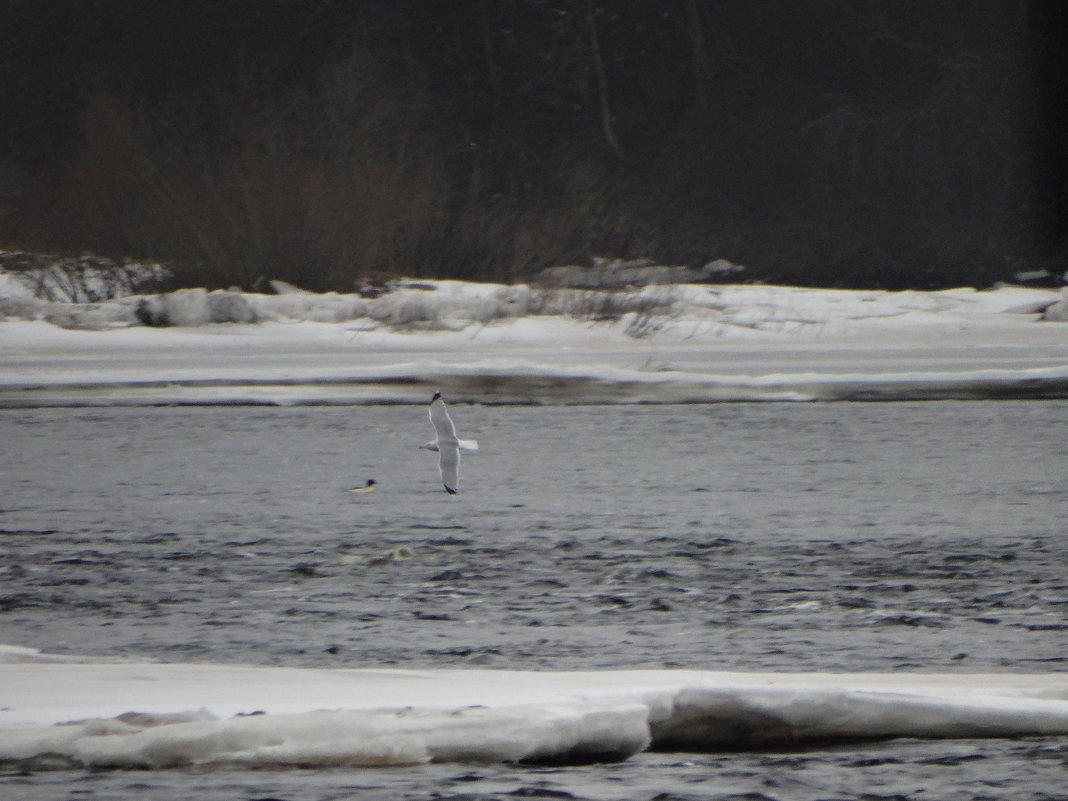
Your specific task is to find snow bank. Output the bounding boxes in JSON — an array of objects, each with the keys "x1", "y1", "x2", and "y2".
[
  {"x1": 3, "y1": 273, "x2": 1068, "y2": 405},
  {"x1": 2, "y1": 648, "x2": 1067, "y2": 770},
  {"x1": 3, "y1": 268, "x2": 1065, "y2": 335}
]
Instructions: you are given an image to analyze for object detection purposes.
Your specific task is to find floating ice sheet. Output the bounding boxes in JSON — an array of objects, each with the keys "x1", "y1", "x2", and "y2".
[{"x1": 2, "y1": 647, "x2": 1067, "y2": 770}]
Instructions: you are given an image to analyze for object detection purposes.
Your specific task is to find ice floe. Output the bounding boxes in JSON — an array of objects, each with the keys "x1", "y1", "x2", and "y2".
[{"x1": 1, "y1": 647, "x2": 1067, "y2": 770}]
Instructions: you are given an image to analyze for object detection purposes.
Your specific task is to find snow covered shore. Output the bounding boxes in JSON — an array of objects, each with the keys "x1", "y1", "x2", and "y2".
[
  {"x1": 2, "y1": 646, "x2": 1067, "y2": 770},
  {"x1": 2, "y1": 273, "x2": 1068, "y2": 406}
]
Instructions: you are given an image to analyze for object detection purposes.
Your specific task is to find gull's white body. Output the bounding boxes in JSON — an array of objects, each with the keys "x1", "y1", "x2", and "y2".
[{"x1": 428, "y1": 392, "x2": 464, "y2": 494}]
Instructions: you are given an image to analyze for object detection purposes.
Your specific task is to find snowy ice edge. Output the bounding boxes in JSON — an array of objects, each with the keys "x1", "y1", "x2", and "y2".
[
  {"x1": 5, "y1": 367, "x2": 1068, "y2": 408},
  {"x1": 3, "y1": 279, "x2": 1068, "y2": 405},
  {"x1": 2, "y1": 648, "x2": 1068, "y2": 770}
]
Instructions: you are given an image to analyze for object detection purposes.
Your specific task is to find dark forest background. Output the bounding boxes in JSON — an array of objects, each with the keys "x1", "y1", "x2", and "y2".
[{"x1": 1, "y1": 0, "x2": 1065, "y2": 291}]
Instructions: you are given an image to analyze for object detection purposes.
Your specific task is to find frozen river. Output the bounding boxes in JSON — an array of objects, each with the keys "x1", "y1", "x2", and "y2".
[{"x1": 2, "y1": 400, "x2": 1068, "y2": 799}]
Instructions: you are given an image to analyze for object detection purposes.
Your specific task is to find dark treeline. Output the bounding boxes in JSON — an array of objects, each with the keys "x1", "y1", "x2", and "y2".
[{"x1": 1, "y1": 0, "x2": 1064, "y2": 290}]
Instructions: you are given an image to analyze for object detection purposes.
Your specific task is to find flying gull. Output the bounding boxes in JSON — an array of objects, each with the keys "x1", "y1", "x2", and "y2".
[{"x1": 426, "y1": 391, "x2": 475, "y2": 494}]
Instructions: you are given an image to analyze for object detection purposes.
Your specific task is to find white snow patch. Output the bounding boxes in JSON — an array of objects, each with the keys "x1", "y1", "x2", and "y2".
[
  {"x1": 1, "y1": 650, "x2": 1067, "y2": 770},
  {"x1": 2, "y1": 277, "x2": 1067, "y2": 406}
]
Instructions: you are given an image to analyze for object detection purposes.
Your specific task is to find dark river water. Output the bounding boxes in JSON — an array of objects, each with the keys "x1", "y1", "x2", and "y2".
[{"x1": 2, "y1": 400, "x2": 1067, "y2": 800}]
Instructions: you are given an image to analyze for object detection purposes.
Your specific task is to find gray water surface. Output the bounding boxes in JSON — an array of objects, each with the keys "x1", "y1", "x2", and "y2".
[{"x1": 2, "y1": 401, "x2": 1067, "y2": 799}]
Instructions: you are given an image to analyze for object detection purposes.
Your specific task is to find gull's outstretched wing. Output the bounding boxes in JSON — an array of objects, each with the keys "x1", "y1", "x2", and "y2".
[
  {"x1": 429, "y1": 392, "x2": 461, "y2": 494},
  {"x1": 438, "y1": 443, "x2": 460, "y2": 495}
]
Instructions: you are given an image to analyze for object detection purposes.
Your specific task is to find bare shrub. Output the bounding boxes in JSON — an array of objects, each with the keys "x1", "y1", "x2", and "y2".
[
  {"x1": 6, "y1": 54, "x2": 658, "y2": 292},
  {"x1": 525, "y1": 286, "x2": 677, "y2": 337},
  {"x1": 4, "y1": 251, "x2": 168, "y2": 303},
  {"x1": 445, "y1": 153, "x2": 652, "y2": 285},
  {"x1": 45, "y1": 53, "x2": 451, "y2": 293}
]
